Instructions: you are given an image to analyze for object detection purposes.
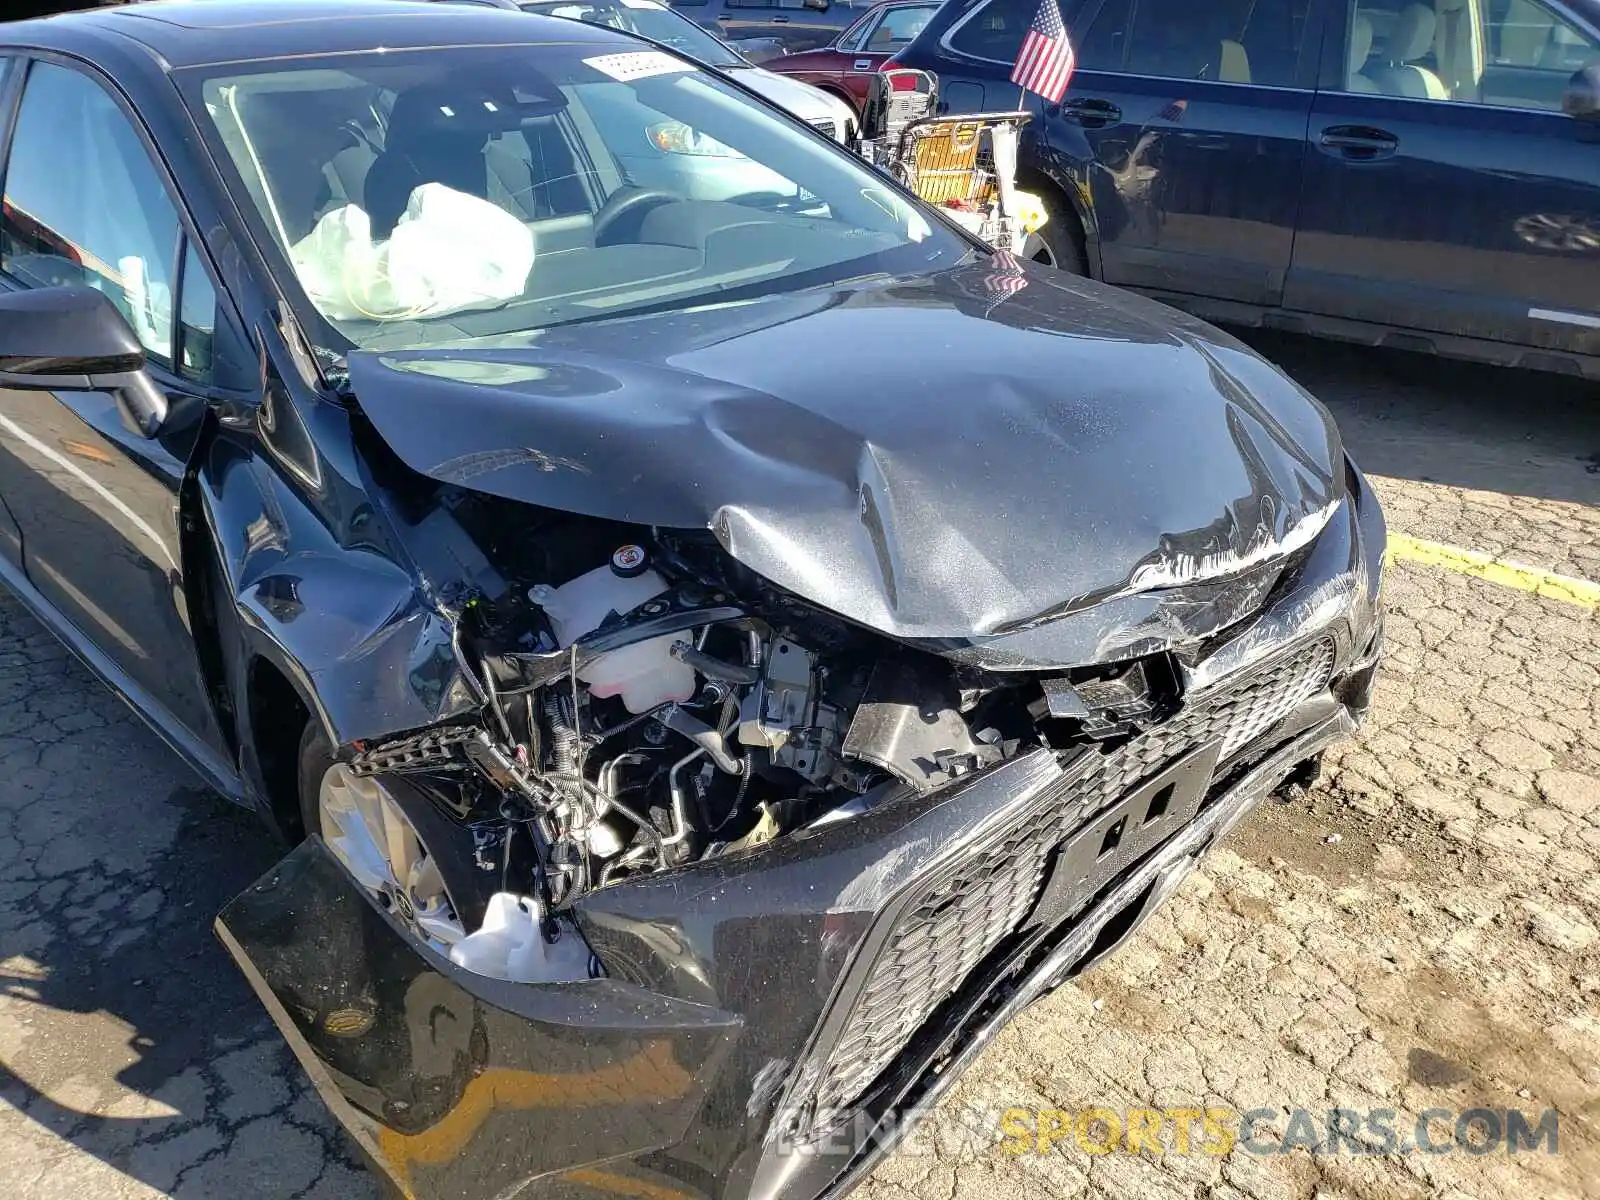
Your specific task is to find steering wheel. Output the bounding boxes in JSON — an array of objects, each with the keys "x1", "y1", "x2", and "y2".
[{"x1": 593, "y1": 186, "x2": 678, "y2": 245}]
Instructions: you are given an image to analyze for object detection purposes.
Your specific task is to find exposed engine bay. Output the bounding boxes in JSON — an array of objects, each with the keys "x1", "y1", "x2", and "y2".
[{"x1": 342, "y1": 477, "x2": 1183, "y2": 972}]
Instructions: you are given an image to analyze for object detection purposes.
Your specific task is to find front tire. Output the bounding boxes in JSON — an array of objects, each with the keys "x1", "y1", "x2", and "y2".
[
  {"x1": 296, "y1": 723, "x2": 487, "y2": 947},
  {"x1": 1018, "y1": 189, "x2": 1088, "y2": 275}
]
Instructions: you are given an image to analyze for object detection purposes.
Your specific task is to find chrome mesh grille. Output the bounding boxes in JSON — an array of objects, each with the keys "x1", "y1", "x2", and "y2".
[{"x1": 807, "y1": 638, "x2": 1335, "y2": 1122}]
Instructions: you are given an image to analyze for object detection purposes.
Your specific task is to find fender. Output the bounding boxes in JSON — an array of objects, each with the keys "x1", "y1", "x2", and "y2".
[
  {"x1": 1018, "y1": 114, "x2": 1106, "y2": 276},
  {"x1": 186, "y1": 343, "x2": 487, "y2": 816}
]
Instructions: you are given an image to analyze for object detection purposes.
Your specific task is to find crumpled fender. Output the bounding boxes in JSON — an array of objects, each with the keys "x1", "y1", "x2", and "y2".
[
  {"x1": 195, "y1": 384, "x2": 484, "y2": 752},
  {"x1": 216, "y1": 836, "x2": 742, "y2": 1200}
]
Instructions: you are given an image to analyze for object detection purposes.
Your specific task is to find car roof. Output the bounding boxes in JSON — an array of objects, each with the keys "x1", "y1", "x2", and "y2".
[{"x1": 13, "y1": 0, "x2": 626, "y2": 69}]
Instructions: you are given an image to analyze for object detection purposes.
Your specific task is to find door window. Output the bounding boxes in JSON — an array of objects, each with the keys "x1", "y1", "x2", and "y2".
[
  {"x1": 177, "y1": 239, "x2": 217, "y2": 381},
  {"x1": 0, "y1": 62, "x2": 181, "y2": 369},
  {"x1": 1483, "y1": 0, "x2": 1598, "y2": 104},
  {"x1": 944, "y1": 0, "x2": 1031, "y2": 62},
  {"x1": 1105, "y1": 0, "x2": 1311, "y2": 84},
  {"x1": 865, "y1": 4, "x2": 934, "y2": 49},
  {"x1": 1490, "y1": 0, "x2": 1596, "y2": 69},
  {"x1": 1339, "y1": 0, "x2": 1597, "y2": 108},
  {"x1": 944, "y1": 0, "x2": 1307, "y2": 80},
  {"x1": 838, "y1": 10, "x2": 878, "y2": 48}
]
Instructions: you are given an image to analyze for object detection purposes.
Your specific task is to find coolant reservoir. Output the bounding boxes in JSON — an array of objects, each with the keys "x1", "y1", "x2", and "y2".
[{"x1": 532, "y1": 545, "x2": 696, "y2": 713}]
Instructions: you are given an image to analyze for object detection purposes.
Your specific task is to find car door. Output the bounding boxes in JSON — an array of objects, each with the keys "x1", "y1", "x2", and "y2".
[
  {"x1": 715, "y1": 0, "x2": 845, "y2": 53},
  {"x1": 0, "y1": 59, "x2": 22, "y2": 571},
  {"x1": 773, "y1": 9, "x2": 873, "y2": 99},
  {"x1": 1287, "y1": 0, "x2": 1600, "y2": 356},
  {"x1": 1024, "y1": 0, "x2": 1321, "y2": 305},
  {"x1": 840, "y1": 3, "x2": 940, "y2": 104},
  {"x1": 0, "y1": 56, "x2": 234, "y2": 774}
]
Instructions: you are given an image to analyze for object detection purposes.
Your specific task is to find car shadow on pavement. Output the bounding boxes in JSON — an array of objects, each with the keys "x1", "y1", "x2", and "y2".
[
  {"x1": 1236, "y1": 331, "x2": 1600, "y2": 509},
  {"x1": 0, "y1": 774, "x2": 375, "y2": 1199}
]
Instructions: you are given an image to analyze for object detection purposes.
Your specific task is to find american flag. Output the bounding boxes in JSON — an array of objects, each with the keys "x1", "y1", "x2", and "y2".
[{"x1": 1010, "y1": 0, "x2": 1076, "y2": 103}]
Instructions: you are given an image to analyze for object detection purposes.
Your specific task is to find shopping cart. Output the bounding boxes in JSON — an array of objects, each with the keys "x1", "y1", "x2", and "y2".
[{"x1": 858, "y1": 69, "x2": 1037, "y2": 253}]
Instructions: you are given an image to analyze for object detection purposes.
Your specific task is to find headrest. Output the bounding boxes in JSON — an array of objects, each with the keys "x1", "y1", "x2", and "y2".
[
  {"x1": 385, "y1": 83, "x2": 565, "y2": 151},
  {"x1": 1390, "y1": 3, "x2": 1437, "y2": 61},
  {"x1": 1348, "y1": 13, "x2": 1375, "y2": 72}
]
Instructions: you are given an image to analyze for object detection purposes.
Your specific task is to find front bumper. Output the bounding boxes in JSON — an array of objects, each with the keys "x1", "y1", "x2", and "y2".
[{"x1": 217, "y1": 474, "x2": 1385, "y2": 1200}]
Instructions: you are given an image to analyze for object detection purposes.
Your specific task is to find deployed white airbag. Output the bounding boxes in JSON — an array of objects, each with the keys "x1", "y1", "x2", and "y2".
[{"x1": 289, "y1": 183, "x2": 534, "y2": 322}]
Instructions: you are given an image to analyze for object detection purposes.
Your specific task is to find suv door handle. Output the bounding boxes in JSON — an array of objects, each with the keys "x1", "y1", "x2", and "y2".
[
  {"x1": 1056, "y1": 97, "x2": 1121, "y2": 127},
  {"x1": 1317, "y1": 125, "x2": 1399, "y2": 159},
  {"x1": 771, "y1": 14, "x2": 790, "y2": 21}
]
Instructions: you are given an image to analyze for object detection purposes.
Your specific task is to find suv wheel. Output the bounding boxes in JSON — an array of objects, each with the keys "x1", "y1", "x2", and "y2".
[{"x1": 1019, "y1": 191, "x2": 1088, "y2": 275}]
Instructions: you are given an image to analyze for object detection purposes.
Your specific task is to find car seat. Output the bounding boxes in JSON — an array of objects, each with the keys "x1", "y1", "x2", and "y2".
[
  {"x1": 1346, "y1": 12, "x2": 1380, "y2": 90},
  {"x1": 1370, "y1": 3, "x2": 1449, "y2": 98},
  {"x1": 867, "y1": 21, "x2": 899, "y2": 50},
  {"x1": 236, "y1": 90, "x2": 378, "y2": 244},
  {"x1": 364, "y1": 86, "x2": 594, "y2": 238},
  {"x1": 1219, "y1": 38, "x2": 1251, "y2": 81},
  {"x1": 1126, "y1": 12, "x2": 1250, "y2": 82},
  {"x1": 364, "y1": 86, "x2": 499, "y2": 237}
]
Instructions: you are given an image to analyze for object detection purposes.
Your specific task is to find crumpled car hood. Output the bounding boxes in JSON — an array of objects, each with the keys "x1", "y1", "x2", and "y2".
[{"x1": 348, "y1": 260, "x2": 1343, "y2": 658}]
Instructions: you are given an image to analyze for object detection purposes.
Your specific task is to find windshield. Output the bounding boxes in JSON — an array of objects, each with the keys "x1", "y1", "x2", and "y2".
[
  {"x1": 184, "y1": 42, "x2": 962, "y2": 352},
  {"x1": 521, "y1": 0, "x2": 747, "y2": 67}
]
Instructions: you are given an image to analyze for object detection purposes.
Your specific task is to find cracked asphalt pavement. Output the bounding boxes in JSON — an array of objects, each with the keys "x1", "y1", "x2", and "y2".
[{"x1": 1, "y1": 334, "x2": 1598, "y2": 1200}]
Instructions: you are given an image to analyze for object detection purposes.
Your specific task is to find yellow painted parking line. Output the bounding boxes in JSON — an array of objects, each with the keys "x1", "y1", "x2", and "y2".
[{"x1": 1387, "y1": 534, "x2": 1599, "y2": 608}]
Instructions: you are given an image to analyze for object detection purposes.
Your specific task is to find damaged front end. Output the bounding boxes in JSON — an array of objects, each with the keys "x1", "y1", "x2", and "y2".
[{"x1": 217, "y1": 420, "x2": 1384, "y2": 1199}]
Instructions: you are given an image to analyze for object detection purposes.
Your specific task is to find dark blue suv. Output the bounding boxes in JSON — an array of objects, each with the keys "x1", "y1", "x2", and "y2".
[{"x1": 894, "y1": 0, "x2": 1600, "y2": 378}]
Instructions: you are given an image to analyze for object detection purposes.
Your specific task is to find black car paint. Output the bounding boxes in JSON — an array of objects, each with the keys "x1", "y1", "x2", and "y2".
[
  {"x1": 0, "y1": 4, "x2": 1383, "y2": 1199},
  {"x1": 220, "y1": 682, "x2": 1371, "y2": 1200},
  {"x1": 892, "y1": 0, "x2": 1600, "y2": 377},
  {"x1": 350, "y1": 263, "x2": 1344, "y2": 656},
  {"x1": 0, "y1": 2, "x2": 520, "y2": 823}
]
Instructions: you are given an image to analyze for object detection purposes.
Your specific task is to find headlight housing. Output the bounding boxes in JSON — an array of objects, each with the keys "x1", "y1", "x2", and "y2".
[{"x1": 647, "y1": 121, "x2": 746, "y2": 158}]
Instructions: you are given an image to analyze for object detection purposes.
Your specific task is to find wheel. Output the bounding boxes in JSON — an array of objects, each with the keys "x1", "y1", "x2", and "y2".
[
  {"x1": 297, "y1": 723, "x2": 486, "y2": 949},
  {"x1": 1018, "y1": 189, "x2": 1088, "y2": 275}
]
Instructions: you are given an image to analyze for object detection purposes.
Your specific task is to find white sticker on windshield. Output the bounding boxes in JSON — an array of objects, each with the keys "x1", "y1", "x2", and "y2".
[
  {"x1": 584, "y1": 50, "x2": 695, "y2": 80},
  {"x1": 621, "y1": 0, "x2": 668, "y2": 8}
]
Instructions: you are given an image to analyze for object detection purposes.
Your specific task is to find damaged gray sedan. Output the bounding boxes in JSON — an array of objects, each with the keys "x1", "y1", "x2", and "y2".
[{"x1": 0, "y1": 2, "x2": 1384, "y2": 1197}]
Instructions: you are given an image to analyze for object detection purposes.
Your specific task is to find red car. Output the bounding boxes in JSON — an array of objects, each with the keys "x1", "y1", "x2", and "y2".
[{"x1": 763, "y1": 0, "x2": 939, "y2": 113}]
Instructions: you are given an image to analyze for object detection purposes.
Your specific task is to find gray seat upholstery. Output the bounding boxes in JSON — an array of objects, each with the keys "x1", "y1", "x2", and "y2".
[
  {"x1": 238, "y1": 90, "x2": 370, "y2": 243},
  {"x1": 1370, "y1": 4, "x2": 1450, "y2": 98},
  {"x1": 1346, "y1": 13, "x2": 1381, "y2": 91},
  {"x1": 364, "y1": 86, "x2": 591, "y2": 238},
  {"x1": 1219, "y1": 38, "x2": 1251, "y2": 82}
]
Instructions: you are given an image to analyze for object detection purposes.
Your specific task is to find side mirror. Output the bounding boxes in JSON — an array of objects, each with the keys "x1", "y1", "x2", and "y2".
[
  {"x1": 0, "y1": 286, "x2": 167, "y2": 437},
  {"x1": 1563, "y1": 64, "x2": 1600, "y2": 120}
]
